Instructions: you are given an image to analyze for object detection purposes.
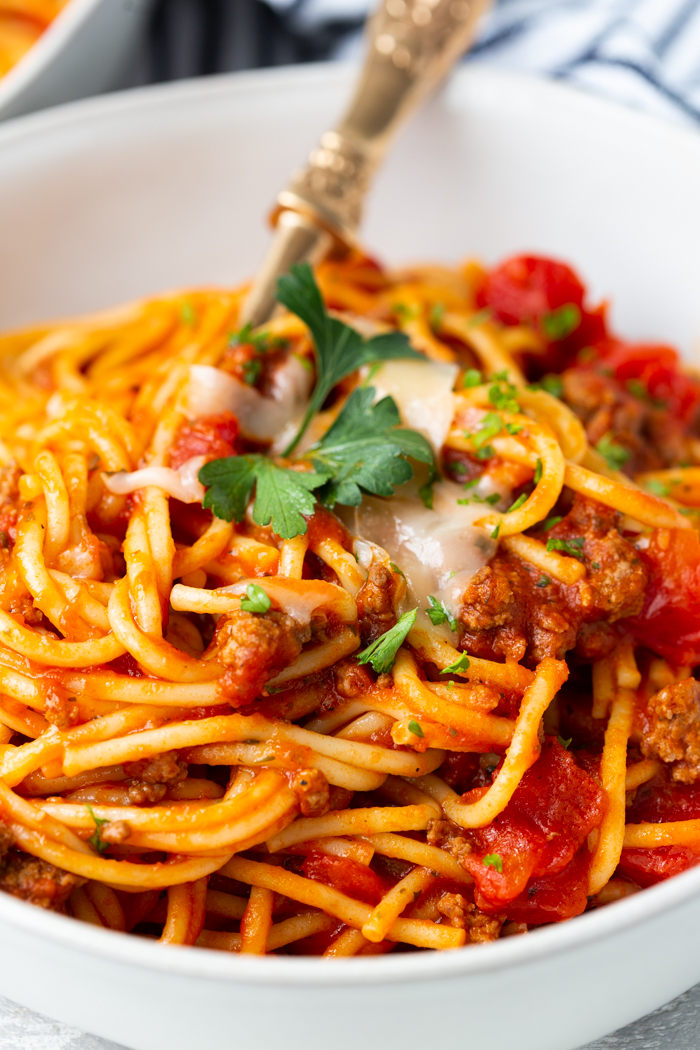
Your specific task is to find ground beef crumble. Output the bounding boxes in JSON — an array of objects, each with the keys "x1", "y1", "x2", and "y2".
[
  {"x1": 458, "y1": 495, "x2": 647, "y2": 665},
  {"x1": 640, "y1": 678, "x2": 700, "y2": 784},
  {"x1": 0, "y1": 826, "x2": 84, "y2": 910}
]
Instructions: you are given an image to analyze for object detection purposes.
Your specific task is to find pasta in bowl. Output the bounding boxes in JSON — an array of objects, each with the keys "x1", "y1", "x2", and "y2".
[{"x1": 0, "y1": 246, "x2": 698, "y2": 958}]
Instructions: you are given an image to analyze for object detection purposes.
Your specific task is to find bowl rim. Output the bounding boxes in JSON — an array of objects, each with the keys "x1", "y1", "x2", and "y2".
[
  {"x1": 0, "y1": 0, "x2": 124, "y2": 110},
  {"x1": 1, "y1": 60, "x2": 700, "y2": 987}
]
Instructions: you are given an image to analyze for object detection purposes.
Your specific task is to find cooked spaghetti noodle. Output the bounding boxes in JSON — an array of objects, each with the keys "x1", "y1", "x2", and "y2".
[{"x1": 0, "y1": 249, "x2": 699, "y2": 954}]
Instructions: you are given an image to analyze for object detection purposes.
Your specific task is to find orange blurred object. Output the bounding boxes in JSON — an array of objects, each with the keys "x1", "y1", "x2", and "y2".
[{"x1": 0, "y1": 0, "x2": 70, "y2": 78}]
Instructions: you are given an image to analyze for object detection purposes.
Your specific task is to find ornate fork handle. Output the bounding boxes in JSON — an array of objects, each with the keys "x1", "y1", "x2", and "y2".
[
  {"x1": 277, "y1": 0, "x2": 491, "y2": 244},
  {"x1": 241, "y1": 0, "x2": 491, "y2": 326}
]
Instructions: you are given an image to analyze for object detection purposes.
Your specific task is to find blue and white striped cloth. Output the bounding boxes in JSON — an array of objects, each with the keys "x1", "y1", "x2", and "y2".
[{"x1": 262, "y1": 0, "x2": 700, "y2": 127}]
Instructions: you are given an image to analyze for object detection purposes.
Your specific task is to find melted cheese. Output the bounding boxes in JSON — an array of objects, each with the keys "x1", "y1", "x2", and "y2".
[
  {"x1": 102, "y1": 455, "x2": 206, "y2": 503},
  {"x1": 369, "y1": 358, "x2": 459, "y2": 453},
  {"x1": 187, "y1": 359, "x2": 312, "y2": 443},
  {"x1": 348, "y1": 481, "x2": 496, "y2": 629}
]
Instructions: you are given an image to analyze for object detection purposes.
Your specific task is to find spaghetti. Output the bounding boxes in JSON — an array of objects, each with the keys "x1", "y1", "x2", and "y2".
[
  {"x1": 0, "y1": 249, "x2": 698, "y2": 954},
  {"x1": 0, "y1": 1, "x2": 69, "y2": 78}
]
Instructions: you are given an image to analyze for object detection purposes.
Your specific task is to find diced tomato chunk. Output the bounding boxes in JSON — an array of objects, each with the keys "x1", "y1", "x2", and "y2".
[
  {"x1": 628, "y1": 779, "x2": 700, "y2": 824},
  {"x1": 301, "y1": 852, "x2": 387, "y2": 906},
  {"x1": 628, "y1": 528, "x2": 700, "y2": 666},
  {"x1": 600, "y1": 342, "x2": 700, "y2": 424},
  {"x1": 618, "y1": 846, "x2": 700, "y2": 888},
  {"x1": 463, "y1": 738, "x2": 605, "y2": 907},
  {"x1": 503, "y1": 846, "x2": 590, "y2": 924},
  {"x1": 476, "y1": 255, "x2": 585, "y2": 327},
  {"x1": 169, "y1": 411, "x2": 239, "y2": 469}
]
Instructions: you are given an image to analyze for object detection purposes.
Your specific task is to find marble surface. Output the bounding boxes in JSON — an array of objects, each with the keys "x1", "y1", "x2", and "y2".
[{"x1": 1, "y1": 985, "x2": 700, "y2": 1050}]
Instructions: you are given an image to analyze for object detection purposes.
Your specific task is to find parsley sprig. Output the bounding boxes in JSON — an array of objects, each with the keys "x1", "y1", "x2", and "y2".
[
  {"x1": 595, "y1": 432, "x2": 630, "y2": 472},
  {"x1": 426, "y1": 596, "x2": 458, "y2": 631},
  {"x1": 356, "y1": 608, "x2": 417, "y2": 674},
  {"x1": 199, "y1": 266, "x2": 436, "y2": 539},
  {"x1": 86, "y1": 804, "x2": 109, "y2": 855},
  {"x1": 277, "y1": 263, "x2": 422, "y2": 455}
]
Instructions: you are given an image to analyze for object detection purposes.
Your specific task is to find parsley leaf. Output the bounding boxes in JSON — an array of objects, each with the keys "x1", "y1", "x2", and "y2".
[
  {"x1": 408, "y1": 720, "x2": 424, "y2": 738},
  {"x1": 240, "y1": 583, "x2": 272, "y2": 614},
  {"x1": 557, "y1": 735, "x2": 573, "y2": 750},
  {"x1": 426, "y1": 596, "x2": 458, "y2": 631},
  {"x1": 356, "y1": 608, "x2": 417, "y2": 674},
  {"x1": 276, "y1": 263, "x2": 421, "y2": 454},
  {"x1": 199, "y1": 455, "x2": 328, "y2": 539},
  {"x1": 536, "y1": 575, "x2": 551, "y2": 588},
  {"x1": 482, "y1": 853, "x2": 503, "y2": 873},
  {"x1": 307, "y1": 386, "x2": 435, "y2": 509},
  {"x1": 389, "y1": 562, "x2": 405, "y2": 579},
  {"x1": 547, "y1": 536, "x2": 585, "y2": 559},
  {"x1": 595, "y1": 432, "x2": 630, "y2": 471},
  {"x1": 540, "y1": 515, "x2": 563, "y2": 531},
  {"x1": 86, "y1": 804, "x2": 109, "y2": 855},
  {"x1": 181, "y1": 301, "x2": 196, "y2": 327},
  {"x1": 488, "y1": 374, "x2": 520, "y2": 414},
  {"x1": 507, "y1": 493, "x2": 528, "y2": 513},
  {"x1": 644, "y1": 478, "x2": 671, "y2": 497},
  {"x1": 429, "y1": 303, "x2": 445, "y2": 330},
  {"x1": 442, "y1": 652, "x2": 471, "y2": 674},
  {"x1": 463, "y1": 368, "x2": 483, "y2": 389},
  {"x1": 534, "y1": 458, "x2": 543, "y2": 484},
  {"x1": 466, "y1": 308, "x2": 493, "y2": 328},
  {"x1": 472, "y1": 412, "x2": 503, "y2": 449},
  {"x1": 241, "y1": 358, "x2": 261, "y2": 386},
  {"x1": 491, "y1": 522, "x2": 501, "y2": 539},
  {"x1": 541, "y1": 304, "x2": 581, "y2": 341}
]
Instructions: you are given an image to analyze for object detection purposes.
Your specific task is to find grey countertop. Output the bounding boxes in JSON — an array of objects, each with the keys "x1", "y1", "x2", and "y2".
[{"x1": 1, "y1": 985, "x2": 700, "y2": 1050}]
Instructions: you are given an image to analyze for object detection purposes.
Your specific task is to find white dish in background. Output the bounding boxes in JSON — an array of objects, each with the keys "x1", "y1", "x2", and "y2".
[
  {"x1": 0, "y1": 0, "x2": 153, "y2": 121},
  {"x1": 0, "y1": 63, "x2": 699, "y2": 1050}
]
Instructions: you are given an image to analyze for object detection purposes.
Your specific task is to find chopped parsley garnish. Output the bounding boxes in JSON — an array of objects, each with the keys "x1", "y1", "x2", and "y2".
[
  {"x1": 506, "y1": 422, "x2": 523, "y2": 435},
  {"x1": 442, "y1": 652, "x2": 471, "y2": 674},
  {"x1": 488, "y1": 372, "x2": 520, "y2": 414},
  {"x1": 626, "y1": 378, "x2": 648, "y2": 401},
  {"x1": 429, "y1": 302, "x2": 446, "y2": 331},
  {"x1": 466, "y1": 308, "x2": 493, "y2": 328},
  {"x1": 407, "y1": 720, "x2": 424, "y2": 738},
  {"x1": 540, "y1": 515, "x2": 563, "y2": 532},
  {"x1": 595, "y1": 432, "x2": 630, "y2": 471},
  {"x1": 491, "y1": 522, "x2": 501, "y2": 539},
  {"x1": 482, "y1": 853, "x2": 503, "y2": 873},
  {"x1": 276, "y1": 263, "x2": 422, "y2": 455},
  {"x1": 199, "y1": 266, "x2": 436, "y2": 540},
  {"x1": 393, "y1": 302, "x2": 418, "y2": 322},
  {"x1": 241, "y1": 358, "x2": 262, "y2": 386},
  {"x1": 540, "y1": 374, "x2": 565, "y2": 399},
  {"x1": 86, "y1": 804, "x2": 109, "y2": 855},
  {"x1": 533, "y1": 458, "x2": 543, "y2": 484},
  {"x1": 240, "y1": 583, "x2": 272, "y2": 614},
  {"x1": 644, "y1": 478, "x2": 671, "y2": 497},
  {"x1": 546, "y1": 536, "x2": 585, "y2": 559},
  {"x1": 457, "y1": 491, "x2": 500, "y2": 507},
  {"x1": 472, "y1": 412, "x2": 503, "y2": 449},
  {"x1": 180, "y1": 301, "x2": 196, "y2": 327},
  {"x1": 592, "y1": 561, "x2": 601, "y2": 571},
  {"x1": 389, "y1": 562, "x2": 405, "y2": 579},
  {"x1": 463, "y1": 368, "x2": 483, "y2": 389},
  {"x1": 536, "y1": 576, "x2": 551, "y2": 588},
  {"x1": 228, "y1": 322, "x2": 287, "y2": 353},
  {"x1": 475, "y1": 445, "x2": 495, "y2": 461},
  {"x1": 356, "y1": 608, "x2": 417, "y2": 674},
  {"x1": 426, "y1": 596, "x2": 458, "y2": 631},
  {"x1": 507, "y1": 493, "x2": 528, "y2": 513},
  {"x1": 541, "y1": 304, "x2": 581, "y2": 342},
  {"x1": 557, "y1": 735, "x2": 573, "y2": 750}
]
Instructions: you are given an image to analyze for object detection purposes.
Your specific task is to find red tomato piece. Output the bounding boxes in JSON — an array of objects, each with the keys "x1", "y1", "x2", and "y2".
[
  {"x1": 617, "y1": 846, "x2": 700, "y2": 888},
  {"x1": 502, "y1": 846, "x2": 590, "y2": 925},
  {"x1": 301, "y1": 852, "x2": 387, "y2": 906},
  {"x1": 627, "y1": 528, "x2": 700, "y2": 666},
  {"x1": 602, "y1": 342, "x2": 700, "y2": 424},
  {"x1": 628, "y1": 780, "x2": 700, "y2": 824},
  {"x1": 476, "y1": 255, "x2": 585, "y2": 327},
  {"x1": 463, "y1": 738, "x2": 605, "y2": 906},
  {"x1": 169, "y1": 411, "x2": 239, "y2": 469}
]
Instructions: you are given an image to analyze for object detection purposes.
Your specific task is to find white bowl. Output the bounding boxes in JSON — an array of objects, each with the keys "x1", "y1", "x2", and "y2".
[
  {"x1": 0, "y1": 0, "x2": 153, "y2": 121},
  {"x1": 0, "y1": 64, "x2": 700, "y2": 1050}
]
